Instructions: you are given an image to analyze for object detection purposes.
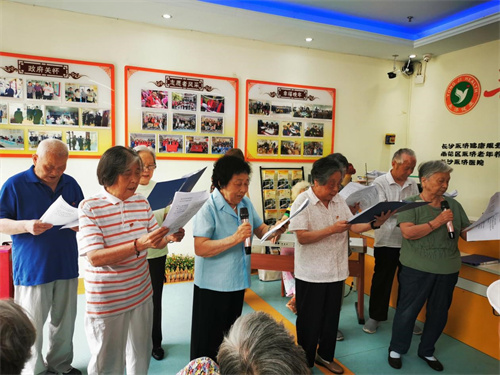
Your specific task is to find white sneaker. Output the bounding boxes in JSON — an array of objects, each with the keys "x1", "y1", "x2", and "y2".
[
  {"x1": 336, "y1": 329, "x2": 344, "y2": 341},
  {"x1": 363, "y1": 318, "x2": 379, "y2": 334}
]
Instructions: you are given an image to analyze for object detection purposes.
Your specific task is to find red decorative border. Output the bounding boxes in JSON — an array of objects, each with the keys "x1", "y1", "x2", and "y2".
[
  {"x1": 125, "y1": 66, "x2": 239, "y2": 161},
  {"x1": 0, "y1": 51, "x2": 115, "y2": 159},
  {"x1": 245, "y1": 79, "x2": 336, "y2": 163}
]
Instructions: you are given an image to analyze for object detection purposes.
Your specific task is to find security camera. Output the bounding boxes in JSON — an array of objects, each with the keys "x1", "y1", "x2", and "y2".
[{"x1": 387, "y1": 71, "x2": 397, "y2": 79}]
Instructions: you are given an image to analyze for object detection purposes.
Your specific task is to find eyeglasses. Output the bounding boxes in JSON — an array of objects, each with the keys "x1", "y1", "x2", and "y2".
[{"x1": 143, "y1": 165, "x2": 157, "y2": 171}]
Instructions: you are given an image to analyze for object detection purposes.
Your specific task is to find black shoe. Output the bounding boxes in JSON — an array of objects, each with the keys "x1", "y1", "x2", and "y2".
[
  {"x1": 152, "y1": 346, "x2": 165, "y2": 361},
  {"x1": 388, "y1": 349, "x2": 402, "y2": 370},
  {"x1": 62, "y1": 368, "x2": 82, "y2": 375},
  {"x1": 418, "y1": 355, "x2": 443, "y2": 371}
]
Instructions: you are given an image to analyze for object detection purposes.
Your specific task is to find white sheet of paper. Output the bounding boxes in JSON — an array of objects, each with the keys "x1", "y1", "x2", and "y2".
[
  {"x1": 338, "y1": 182, "x2": 379, "y2": 211},
  {"x1": 260, "y1": 198, "x2": 309, "y2": 242},
  {"x1": 464, "y1": 192, "x2": 500, "y2": 232},
  {"x1": 161, "y1": 190, "x2": 209, "y2": 234},
  {"x1": 466, "y1": 212, "x2": 500, "y2": 241},
  {"x1": 61, "y1": 220, "x2": 80, "y2": 229},
  {"x1": 40, "y1": 196, "x2": 79, "y2": 226},
  {"x1": 444, "y1": 189, "x2": 458, "y2": 198}
]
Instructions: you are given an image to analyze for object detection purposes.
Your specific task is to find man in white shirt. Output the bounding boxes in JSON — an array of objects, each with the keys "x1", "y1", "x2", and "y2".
[{"x1": 363, "y1": 148, "x2": 422, "y2": 334}]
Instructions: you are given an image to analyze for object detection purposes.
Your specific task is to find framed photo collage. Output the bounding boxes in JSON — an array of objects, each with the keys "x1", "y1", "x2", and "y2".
[
  {"x1": 245, "y1": 80, "x2": 336, "y2": 163},
  {"x1": 0, "y1": 52, "x2": 114, "y2": 157},
  {"x1": 0, "y1": 53, "x2": 335, "y2": 163},
  {"x1": 125, "y1": 66, "x2": 238, "y2": 160}
]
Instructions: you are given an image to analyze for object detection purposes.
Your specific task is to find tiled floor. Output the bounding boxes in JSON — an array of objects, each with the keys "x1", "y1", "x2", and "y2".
[{"x1": 47, "y1": 275, "x2": 499, "y2": 374}]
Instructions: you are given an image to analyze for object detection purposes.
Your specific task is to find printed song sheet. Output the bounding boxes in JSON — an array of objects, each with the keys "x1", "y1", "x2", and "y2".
[
  {"x1": 464, "y1": 192, "x2": 500, "y2": 241},
  {"x1": 40, "y1": 196, "x2": 79, "y2": 227},
  {"x1": 338, "y1": 182, "x2": 379, "y2": 211},
  {"x1": 260, "y1": 198, "x2": 309, "y2": 242},
  {"x1": 162, "y1": 191, "x2": 209, "y2": 234}
]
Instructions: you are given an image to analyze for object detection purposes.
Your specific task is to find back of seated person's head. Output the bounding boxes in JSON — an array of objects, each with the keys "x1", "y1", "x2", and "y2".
[
  {"x1": 0, "y1": 299, "x2": 36, "y2": 375},
  {"x1": 217, "y1": 311, "x2": 310, "y2": 375}
]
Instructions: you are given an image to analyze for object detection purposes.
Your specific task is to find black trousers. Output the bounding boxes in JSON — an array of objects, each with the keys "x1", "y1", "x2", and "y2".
[
  {"x1": 296, "y1": 278, "x2": 343, "y2": 367},
  {"x1": 368, "y1": 246, "x2": 401, "y2": 321},
  {"x1": 190, "y1": 285, "x2": 244, "y2": 361},
  {"x1": 148, "y1": 255, "x2": 167, "y2": 348}
]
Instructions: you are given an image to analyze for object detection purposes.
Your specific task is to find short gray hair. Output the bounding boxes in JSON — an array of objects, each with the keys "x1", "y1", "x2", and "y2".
[
  {"x1": 97, "y1": 146, "x2": 142, "y2": 187},
  {"x1": 134, "y1": 145, "x2": 156, "y2": 164},
  {"x1": 217, "y1": 311, "x2": 310, "y2": 375},
  {"x1": 311, "y1": 156, "x2": 343, "y2": 185},
  {"x1": 392, "y1": 148, "x2": 416, "y2": 164},
  {"x1": 36, "y1": 139, "x2": 68, "y2": 158},
  {"x1": 418, "y1": 160, "x2": 453, "y2": 180},
  {"x1": 0, "y1": 299, "x2": 36, "y2": 375}
]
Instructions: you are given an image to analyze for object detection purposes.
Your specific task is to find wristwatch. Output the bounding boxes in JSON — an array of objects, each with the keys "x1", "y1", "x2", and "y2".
[{"x1": 370, "y1": 221, "x2": 381, "y2": 230}]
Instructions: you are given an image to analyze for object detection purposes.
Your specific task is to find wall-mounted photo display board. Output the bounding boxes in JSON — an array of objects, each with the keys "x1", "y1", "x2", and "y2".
[
  {"x1": 125, "y1": 66, "x2": 238, "y2": 160},
  {"x1": 0, "y1": 52, "x2": 115, "y2": 157},
  {"x1": 260, "y1": 167, "x2": 304, "y2": 226},
  {"x1": 246, "y1": 80, "x2": 335, "y2": 162}
]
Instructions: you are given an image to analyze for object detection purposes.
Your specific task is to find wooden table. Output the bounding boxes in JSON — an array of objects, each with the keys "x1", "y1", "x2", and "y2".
[{"x1": 251, "y1": 235, "x2": 367, "y2": 324}]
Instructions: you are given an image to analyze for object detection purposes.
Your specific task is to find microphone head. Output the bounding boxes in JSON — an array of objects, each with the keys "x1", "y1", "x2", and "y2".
[
  {"x1": 440, "y1": 201, "x2": 450, "y2": 210},
  {"x1": 239, "y1": 207, "x2": 249, "y2": 219}
]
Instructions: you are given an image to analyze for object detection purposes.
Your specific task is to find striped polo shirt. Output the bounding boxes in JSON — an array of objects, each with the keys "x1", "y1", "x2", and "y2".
[{"x1": 78, "y1": 189, "x2": 158, "y2": 318}]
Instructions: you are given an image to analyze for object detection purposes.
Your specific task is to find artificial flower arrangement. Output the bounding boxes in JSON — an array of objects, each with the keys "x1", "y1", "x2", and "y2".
[{"x1": 165, "y1": 254, "x2": 195, "y2": 283}]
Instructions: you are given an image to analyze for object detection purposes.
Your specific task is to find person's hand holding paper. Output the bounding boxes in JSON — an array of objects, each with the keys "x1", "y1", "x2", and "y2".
[
  {"x1": 25, "y1": 220, "x2": 54, "y2": 236},
  {"x1": 40, "y1": 195, "x2": 79, "y2": 230},
  {"x1": 166, "y1": 227, "x2": 185, "y2": 243},
  {"x1": 260, "y1": 198, "x2": 309, "y2": 242}
]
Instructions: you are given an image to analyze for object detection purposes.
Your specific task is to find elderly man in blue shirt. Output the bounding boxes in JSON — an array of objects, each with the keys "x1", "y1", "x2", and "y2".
[{"x1": 0, "y1": 139, "x2": 83, "y2": 375}]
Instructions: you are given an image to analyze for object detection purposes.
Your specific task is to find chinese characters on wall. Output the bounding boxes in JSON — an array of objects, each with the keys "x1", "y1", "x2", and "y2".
[{"x1": 441, "y1": 141, "x2": 500, "y2": 166}]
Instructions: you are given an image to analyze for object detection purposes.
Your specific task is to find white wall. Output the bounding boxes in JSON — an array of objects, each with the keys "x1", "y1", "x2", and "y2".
[
  {"x1": 1, "y1": 2, "x2": 498, "y2": 253},
  {"x1": 408, "y1": 41, "x2": 500, "y2": 217}
]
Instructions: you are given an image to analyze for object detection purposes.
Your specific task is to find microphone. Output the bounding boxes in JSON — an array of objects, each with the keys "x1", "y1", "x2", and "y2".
[
  {"x1": 239, "y1": 207, "x2": 251, "y2": 255},
  {"x1": 440, "y1": 201, "x2": 455, "y2": 239}
]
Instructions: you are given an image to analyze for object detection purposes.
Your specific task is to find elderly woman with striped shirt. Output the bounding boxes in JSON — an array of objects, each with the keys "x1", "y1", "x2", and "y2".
[{"x1": 78, "y1": 146, "x2": 184, "y2": 375}]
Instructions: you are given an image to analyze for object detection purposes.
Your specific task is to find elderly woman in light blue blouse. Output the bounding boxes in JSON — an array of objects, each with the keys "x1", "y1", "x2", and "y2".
[{"x1": 190, "y1": 155, "x2": 285, "y2": 362}]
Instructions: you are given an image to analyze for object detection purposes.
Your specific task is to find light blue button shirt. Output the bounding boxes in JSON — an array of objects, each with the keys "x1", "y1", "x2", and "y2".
[{"x1": 193, "y1": 188, "x2": 263, "y2": 292}]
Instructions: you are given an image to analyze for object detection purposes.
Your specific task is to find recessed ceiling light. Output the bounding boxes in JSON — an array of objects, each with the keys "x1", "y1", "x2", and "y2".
[
  {"x1": 305, "y1": 37, "x2": 313, "y2": 42},
  {"x1": 162, "y1": 14, "x2": 172, "y2": 19},
  {"x1": 409, "y1": 54, "x2": 416, "y2": 58}
]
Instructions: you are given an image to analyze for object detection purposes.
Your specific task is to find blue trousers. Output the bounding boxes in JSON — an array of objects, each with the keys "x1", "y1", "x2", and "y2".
[{"x1": 389, "y1": 266, "x2": 458, "y2": 357}]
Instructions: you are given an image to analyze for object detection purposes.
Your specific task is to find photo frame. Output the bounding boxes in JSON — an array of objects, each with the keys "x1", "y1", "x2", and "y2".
[
  {"x1": 125, "y1": 66, "x2": 238, "y2": 160},
  {"x1": 246, "y1": 80, "x2": 335, "y2": 162},
  {"x1": 28, "y1": 130, "x2": 63, "y2": 150},
  {"x1": 0, "y1": 51, "x2": 115, "y2": 157},
  {"x1": 130, "y1": 133, "x2": 157, "y2": 150},
  {"x1": 158, "y1": 134, "x2": 183, "y2": 154}
]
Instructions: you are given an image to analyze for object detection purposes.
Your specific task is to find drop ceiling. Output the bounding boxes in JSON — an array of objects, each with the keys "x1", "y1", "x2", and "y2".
[{"x1": 7, "y1": 0, "x2": 500, "y2": 61}]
